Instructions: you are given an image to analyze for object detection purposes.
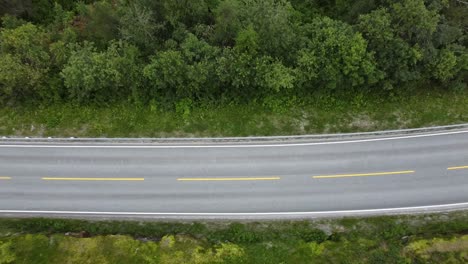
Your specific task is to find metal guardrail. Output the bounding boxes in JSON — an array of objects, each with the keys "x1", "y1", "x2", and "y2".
[{"x1": 1, "y1": 123, "x2": 468, "y2": 144}]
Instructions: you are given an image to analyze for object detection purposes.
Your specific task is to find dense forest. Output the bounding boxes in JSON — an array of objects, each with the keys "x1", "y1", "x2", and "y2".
[{"x1": 0, "y1": 0, "x2": 466, "y2": 108}]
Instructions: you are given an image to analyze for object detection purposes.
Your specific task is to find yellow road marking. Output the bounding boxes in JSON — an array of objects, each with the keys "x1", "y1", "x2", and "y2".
[
  {"x1": 177, "y1": 177, "x2": 280, "y2": 181},
  {"x1": 42, "y1": 177, "x2": 144, "y2": 181},
  {"x1": 0, "y1": 177, "x2": 11, "y2": 180},
  {"x1": 312, "y1": 170, "x2": 415, "y2": 179},
  {"x1": 447, "y1": 166, "x2": 468, "y2": 170}
]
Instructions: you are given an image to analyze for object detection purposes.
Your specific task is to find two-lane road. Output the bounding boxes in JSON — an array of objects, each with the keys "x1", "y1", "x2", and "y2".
[{"x1": 1, "y1": 129, "x2": 468, "y2": 218}]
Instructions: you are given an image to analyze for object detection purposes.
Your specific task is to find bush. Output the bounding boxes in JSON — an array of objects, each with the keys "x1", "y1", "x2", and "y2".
[
  {"x1": 300, "y1": 229, "x2": 328, "y2": 243},
  {"x1": 0, "y1": 22, "x2": 50, "y2": 102},
  {"x1": 214, "y1": 223, "x2": 262, "y2": 243},
  {"x1": 61, "y1": 40, "x2": 141, "y2": 103},
  {"x1": 296, "y1": 17, "x2": 381, "y2": 92}
]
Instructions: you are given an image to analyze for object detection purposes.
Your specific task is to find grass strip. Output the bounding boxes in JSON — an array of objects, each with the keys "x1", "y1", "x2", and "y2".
[
  {"x1": 1, "y1": 89, "x2": 468, "y2": 138},
  {"x1": 0, "y1": 212, "x2": 467, "y2": 263}
]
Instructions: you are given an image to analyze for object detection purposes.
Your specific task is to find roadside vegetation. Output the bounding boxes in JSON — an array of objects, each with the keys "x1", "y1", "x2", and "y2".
[
  {"x1": 2, "y1": 88, "x2": 468, "y2": 137},
  {"x1": 0, "y1": 0, "x2": 467, "y2": 137},
  {"x1": 0, "y1": 212, "x2": 467, "y2": 263}
]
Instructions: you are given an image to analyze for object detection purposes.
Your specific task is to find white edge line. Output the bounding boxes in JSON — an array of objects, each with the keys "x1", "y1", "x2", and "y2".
[
  {"x1": 0, "y1": 130, "x2": 467, "y2": 148},
  {"x1": 1, "y1": 202, "x2": 467, "y2": 216}
]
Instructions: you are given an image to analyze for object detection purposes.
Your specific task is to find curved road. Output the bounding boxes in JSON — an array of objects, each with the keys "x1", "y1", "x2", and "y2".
[{"x1": 1, "y1": 129, "x2": 468, "y2": 219}]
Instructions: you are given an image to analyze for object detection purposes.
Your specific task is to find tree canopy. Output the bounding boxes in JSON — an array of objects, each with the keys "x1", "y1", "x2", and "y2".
[{"x1": 0, "y1": 0, "x2": 466, "y2": 105}]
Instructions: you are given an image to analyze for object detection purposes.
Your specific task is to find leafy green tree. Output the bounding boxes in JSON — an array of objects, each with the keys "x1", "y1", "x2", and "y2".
[
  {"x1": 143, "y1": 49, "x2": 187, "y2": 100},
  {"x1": 180, "y1": 33, "x2": 220, "y2": 63},
  {"x1": 61, "y1": 41, "x2": 141, "y2": 103},
  {"x1": 0, "y1": 53, "x2": 45, "y2": 102},
  {"x1": 213, "y1": 0, "x2": 242, "y2": 46},
  {"x1": 243, "y1": 0, "x2": 297, "y2": 60},
  {"x1": 79, "y1": 1, "x2": 120, "y2": 49},
  {"x1": 357, "y1": 0, "x2": 466, "y2": 87},
  {"x1": 357, "y1": 8, "x2": 424, "y2": 88},
  {"x1": 144, "y1": 34, "x2": 219, "y2": 101},
  {"x1": 30, "y1": 0, "x2": 60, "y2": 24},
  {"x1": 47, "y1": 2, "x2": 77, "y2": 42},
  {"x1": 215, "y1": 49, "x2": 256, "y2": 99},
  {"x1": 297, "y1": 17, "x2": 380, "y2": 92},
  {"x1": 0, "y1": 0, "x2": 466, "y2": 106},
  {"x1": 234, "y1": 25, "x2": 296, "y2": 95},
  {"x1": 257, "y1": 57, "x2": 295, "y2": 93},
  {"x1": 430, "y1": 48, "x2": 458, "y2": 81},
  {"x1": 118, "y1": 2, "x2": 162, "y2": 52},
  {"x1": 234, "y1": 24, "x2": 259, "y2": 55},
  {"x1": 290, "y1": 0, "x2": 383, "y2": 23},
  {"x1": 6, "y1": 0, "x2": 92, "y2": 25},
  {"x1": 0, "y1": 14, "x2": 27, "y2": 29},
  {"x1": 216, "y1": 48, "x2": 294, "y2": 100},
  {"x1": 160, "y1": 0, "x2": 213, "y2": 29},
  {"x1": 214, "y1": 0, "x2": 297, "y2": 61},
  {"x1": 391, "y1": 0, "x2": 440, "y2": 45},
  {"x1": 0, "y1": 22, "x2": 49, "y2": 67},
  {"x1": 0, "y1": 22, "x2": 50, "y2": 102}
]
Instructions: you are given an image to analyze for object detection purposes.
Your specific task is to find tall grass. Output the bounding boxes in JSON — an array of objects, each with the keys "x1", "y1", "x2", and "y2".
[{"x1": 1, "y1": 88, "x2": 468, "y2": 138}]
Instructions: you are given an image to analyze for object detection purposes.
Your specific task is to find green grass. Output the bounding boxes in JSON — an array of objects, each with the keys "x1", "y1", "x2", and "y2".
[
  {"x1": 1, "y1": 88, "x2": 468, "y2": 137},
  {"x1": 0, "y1": 212, "x2": 467, "y2": 263}
]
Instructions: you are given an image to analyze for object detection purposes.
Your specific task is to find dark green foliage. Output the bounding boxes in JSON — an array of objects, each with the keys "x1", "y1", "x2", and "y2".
[
  {"x1": 159, "y1": 0, "x2": 214, "y2": 29},
  {"x1": 78, "y1": 1, "x2": 120, "y2": 49},
  {"x1": 143, "y1": 33, "x2": 220, "y2": 101},
  {"x1": 217, "y1": 223, "x2": 262, "y2": 243},
  {"x1": 357, "y1": 0, "x2": 467, "y2": 89},
  {"x1": 0, "y1": 0, "x2": 466, "y2": 109},
  {"x1": 291, "y1": 0, "x2": 385, "y2": 23},
  {"x1": 61, "y1": 40, "x2": 141, "y2": 103},
  {"x1": 215, "y1": 48, "x2": 295, "y2": 100},
  {"x1": 117, "y1": 2, "x2": 162, "y2": 52},
  {"x1": 0, "y1": 22, "x2": 50, "y2": 102},
  {"x1": 213, "y1": 0, "x2": 241, "y2": 46},
  {"x1": 0, "y1": 14, "x2": 27, "y2": 29},
  {"x1": 297, "y1": 17, "x2": 381, "y2": 91},
  {"x1": 0, "y1": 0, "x2": 32, "y2": 18},
  {"x1": 299, "y1": 228, "x2": 328, "y2": 243}
]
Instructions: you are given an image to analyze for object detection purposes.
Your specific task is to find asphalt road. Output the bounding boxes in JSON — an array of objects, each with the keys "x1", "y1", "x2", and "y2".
[{"x1": 1, "y1": 129, "x2": 468, "y2": 218}]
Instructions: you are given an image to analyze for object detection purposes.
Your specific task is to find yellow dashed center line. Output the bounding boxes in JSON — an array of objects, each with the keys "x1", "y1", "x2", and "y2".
[
  {"x1": 312, "y1": 170, "x2": 415, "y2": 179},
  {"x1": 42, "y1": 177, "x2": 144, "y2": 181},
  {"x1": 447, "y1": 166, "x2": 468, "y2": 170},
  {"x1": 177, "y1": 177, "x2": 280, "y2": 181},
  {"x1": 0, "y1": 177, "x2": 11, "y2": 180}
]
